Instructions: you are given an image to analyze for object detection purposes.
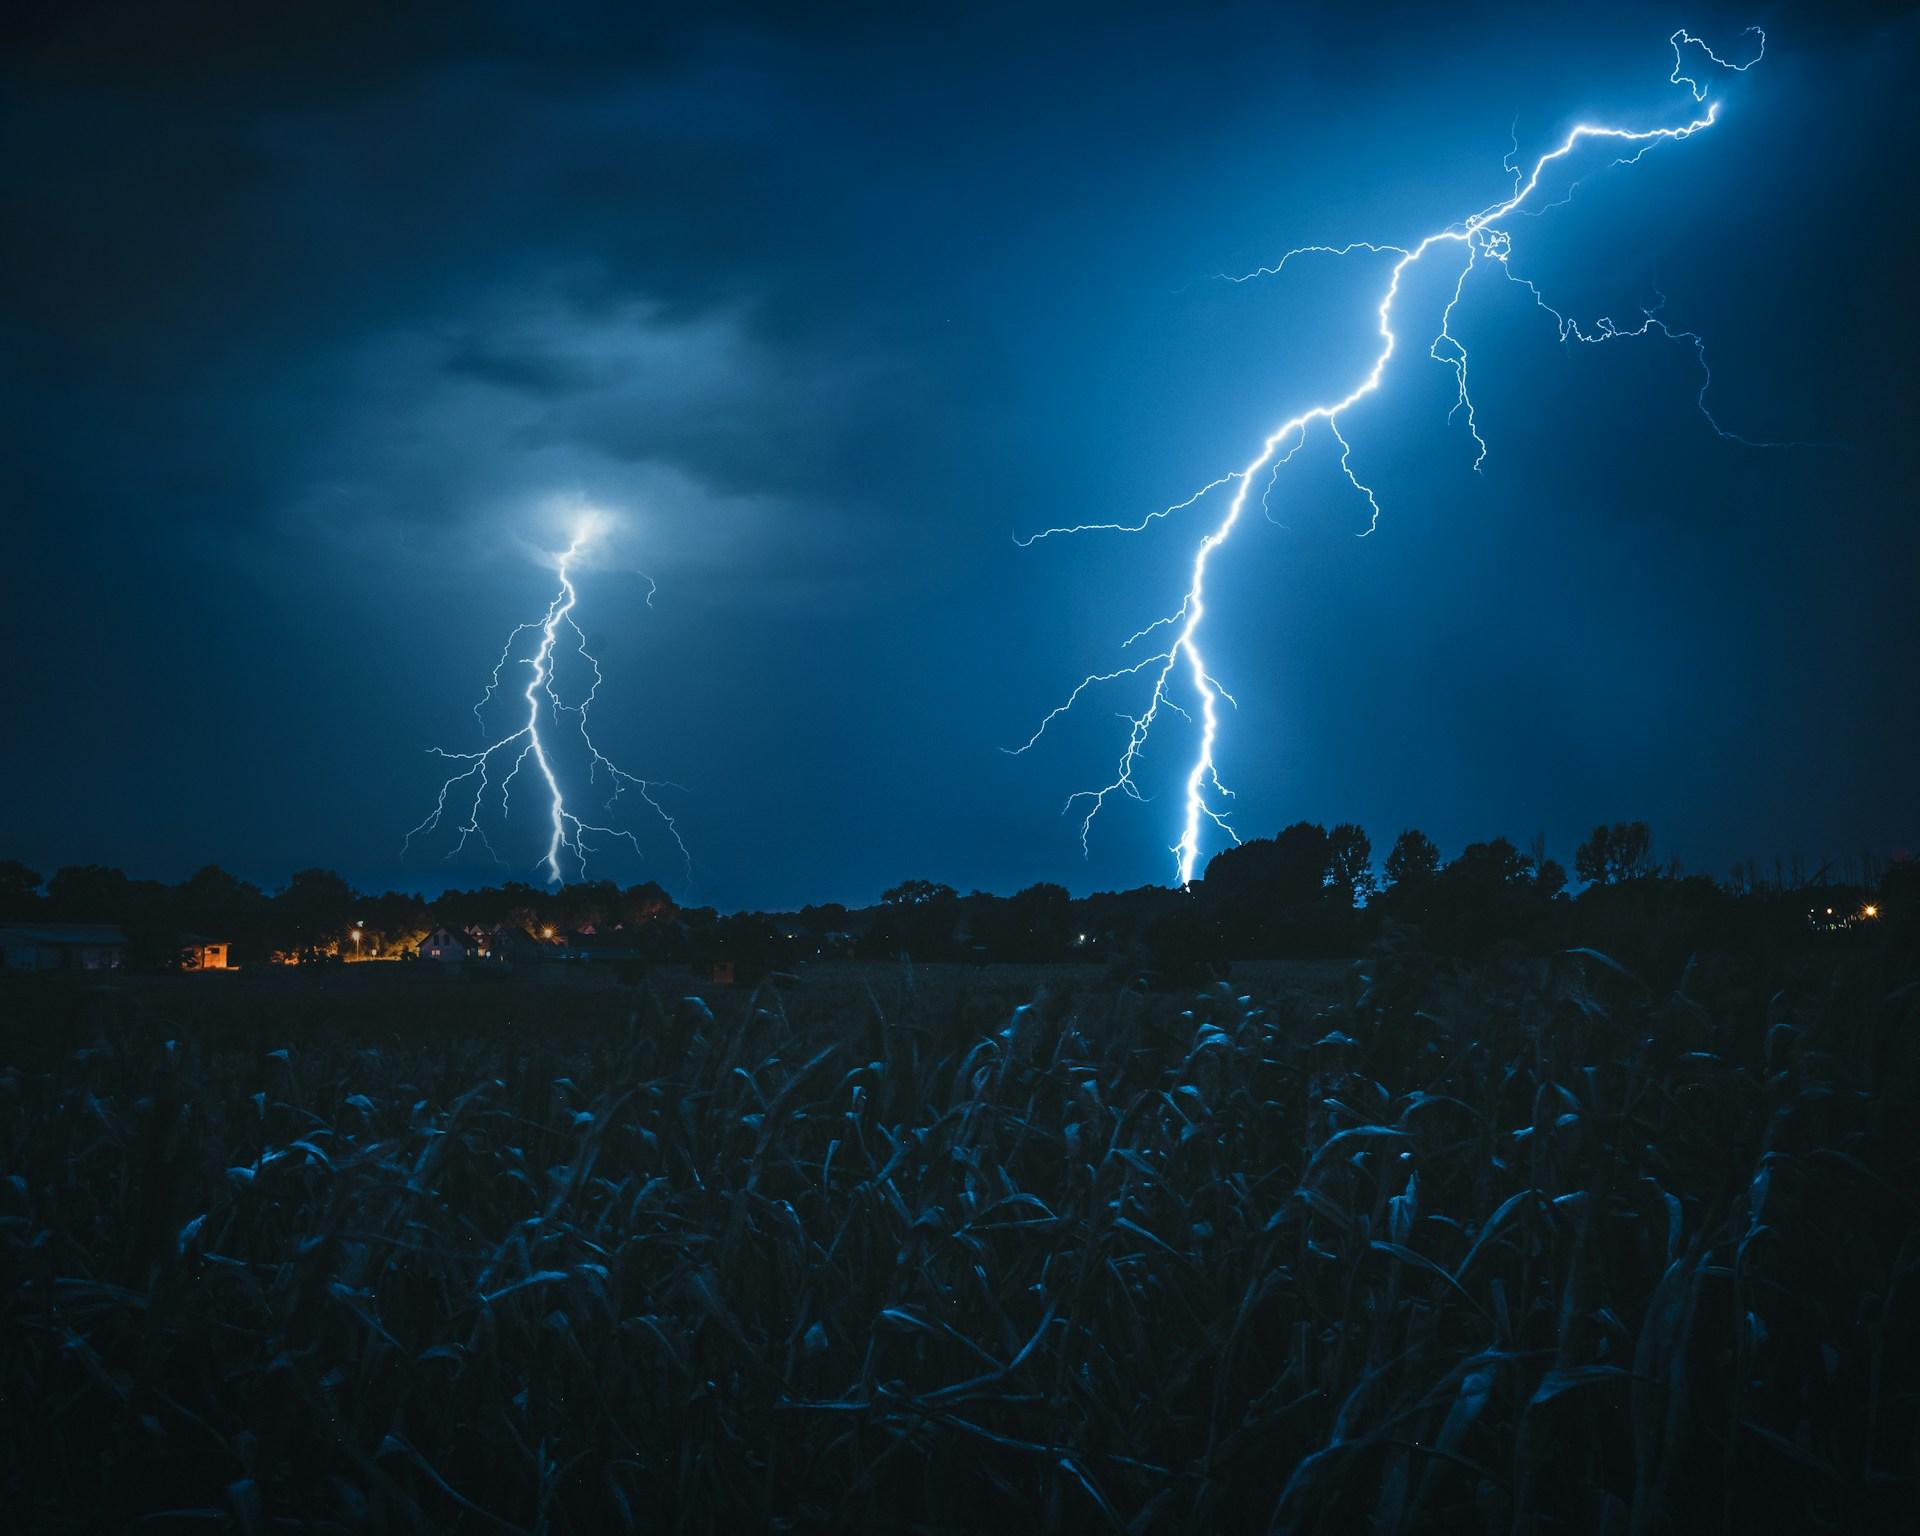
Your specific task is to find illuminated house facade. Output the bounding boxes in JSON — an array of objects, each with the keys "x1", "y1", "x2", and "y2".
[
  {"x1": 179, "y1": 937, "x2": 230, "y2": 971},
  {"x1": 421, "y1": 927, "x2": 468, "y2": 961}
]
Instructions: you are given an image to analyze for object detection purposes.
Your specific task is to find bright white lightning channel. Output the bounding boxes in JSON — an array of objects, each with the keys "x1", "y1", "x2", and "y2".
[
  {"x1": 404, "y1": 527, "x2": 688, "y2": 885},
  {"x1": 1013, "y1": 27, "x2": 1772, "y2": 886}
]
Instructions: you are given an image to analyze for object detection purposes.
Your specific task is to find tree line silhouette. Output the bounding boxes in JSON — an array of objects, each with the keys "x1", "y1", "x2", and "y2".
[{"x1": 3, "y1": 818, "x2": 1907, "y2": 984}]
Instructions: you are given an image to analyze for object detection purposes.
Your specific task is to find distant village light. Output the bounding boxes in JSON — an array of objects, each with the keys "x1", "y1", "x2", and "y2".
[{"x1": 1864, "y1": 904, "x2": 1879, "y2": 918}]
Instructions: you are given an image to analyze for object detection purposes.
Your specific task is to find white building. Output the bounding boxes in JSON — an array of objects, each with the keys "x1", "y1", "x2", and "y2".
[
  {"x1": 420, "y1": 927, "x2": 468, "y2": 962},
  {"x1": 0, "y1": 924, "x2": 127, "y2": 972}
]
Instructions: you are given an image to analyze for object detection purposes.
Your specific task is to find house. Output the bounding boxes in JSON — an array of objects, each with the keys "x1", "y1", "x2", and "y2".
[
  {"x1": 178, "y1": 936, "x2": 230, "y2": 971},
  {"x1": 420, "y1": 927, "x2": 469, "y2": 962},
  {"x1": 484, "y1": 925, "x2": 549, "y2": 964},
  {"x1": 0, "y1": 923, "x2": 127, "y2": 972}
]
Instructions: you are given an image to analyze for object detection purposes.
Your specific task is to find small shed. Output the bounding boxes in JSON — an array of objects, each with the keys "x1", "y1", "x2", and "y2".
[{"x1": 178, "y1": 936, "x2": 230, "y2": 971}]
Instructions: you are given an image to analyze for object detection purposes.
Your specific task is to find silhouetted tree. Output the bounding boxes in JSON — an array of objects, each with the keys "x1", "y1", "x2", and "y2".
[
  {"x1": 1075, "y1": 885, "x2": 1183, "y2": 959},
  {"x1": 544, "y1": 879, "x2": 637, "y2": 934},
  {"x1": 619, "y1": 882, "x2": 675, "y2": 929},
  {"x1": 433, "y1": 881, "x2": 551, "y2": 940},
  {"x1": 46, "y1": 864, "x2": 135, "y2": 921},
  {"x1": 1878, "y1": 858, "x2": 1920, "y2": 956},
  {"x1": 1326, "y1": 823, "x2": 1375, "y2": 907},
  {"x1": 178, "y1": 865, "x2": 266, "y2": 927},
  {"x1": 1575, "y1": 828, "x2": 1606, "y2": 885},
  {"x1": 275, "y1": 869, "x2": 358, "y2": 956},
  {"x1": 1200, "y1": 823, "x2": 1336, "y2": 954},
  {"x1": 713, "y1": 912, "x2": 792, "y2": 981},
  {"x1": 864, "y1": 880, "x2": 960, "y2": 959},
  {"x1": 0, "y1": 860, "x2": 43, "y2": 919},
  {"x1": 358, "y1": 890, "x2": 431, "y2": 957},
  {"x1": 796, "y1": 902, "x2": 849, "y2": 933},
  {"x1": 1423, "y1": 838, "x2": 1546, "y2": 957},
  {"x1": 1203, "y1": 825, "x2": 1330, "y2": 911},
  {"x1": 970, "y1": 882, "x2": 1073, "y2": 963},
  {"x1": 175, "y1": 865, "x2": 273, "y2": 961},
  {"x1": 1385, "y1": 829, "x2": 1440, "y2": 889},
  {"x1": 882, "y1": 880, "x2": 956, "y2": 908},
  {"x1": 1453, "y1": 838, "x2": 1534, "y2": 885},
  {"x1": 1574, "y1": 821, "x2": 1654, "y2": 886},
  {"x1": 1573, "y1": 873, "x2": 1754, "y2": 984}
]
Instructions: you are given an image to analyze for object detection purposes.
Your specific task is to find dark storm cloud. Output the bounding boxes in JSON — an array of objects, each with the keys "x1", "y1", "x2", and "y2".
[
  {"x1": 444, "y1": 338, "x2": 603, "y2": 398},
  {"x1": 2, "y1": 0, "x2": 935, "y2": 535},
  {"x1": 430, "y1": 290, "x2": 917, "y2": 500}
]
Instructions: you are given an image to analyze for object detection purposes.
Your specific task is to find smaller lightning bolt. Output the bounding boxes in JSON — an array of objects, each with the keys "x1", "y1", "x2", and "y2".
[{"x1": 405, "y1": 519, "x2": 689, "y2": 886}]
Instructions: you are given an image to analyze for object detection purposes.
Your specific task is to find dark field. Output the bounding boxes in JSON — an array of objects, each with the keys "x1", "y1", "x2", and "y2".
[{"x1": 3, "y1": 947, "x2": 1916, "y2": 1533}]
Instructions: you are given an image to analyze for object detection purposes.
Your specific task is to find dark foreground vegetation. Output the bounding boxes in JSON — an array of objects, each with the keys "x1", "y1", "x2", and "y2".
[{"x1": 5, "y1": 911, "x2": 1919, "y2": 1533}]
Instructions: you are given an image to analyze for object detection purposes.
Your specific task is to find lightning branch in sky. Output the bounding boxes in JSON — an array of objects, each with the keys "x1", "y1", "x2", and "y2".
[
  {"x1": 403, "y1": 517, "x2": 689, "y2": 886},
  {"x1": 1012, "y1": 26, "x2": 1772, "y2": 886}
]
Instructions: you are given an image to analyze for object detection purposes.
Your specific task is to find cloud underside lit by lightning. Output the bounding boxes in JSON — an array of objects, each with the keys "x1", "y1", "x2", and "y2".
[
  {"x1": 1013, "y1": 27, "x2": 1772, "y2": 887},
  {"x1": 404, "y1": 529, "x2": 689, "y2": 887}
]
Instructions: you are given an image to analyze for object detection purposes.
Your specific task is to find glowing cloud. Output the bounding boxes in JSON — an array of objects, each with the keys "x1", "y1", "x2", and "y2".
[{"x1": 1013, "y1": 27, "x2": 1772, "y2": 886}]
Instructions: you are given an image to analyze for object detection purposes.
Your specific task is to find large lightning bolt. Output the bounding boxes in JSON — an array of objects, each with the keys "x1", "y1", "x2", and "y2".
[
  {"x1": 404, "y1": 521, "x2": 689, "y2": 886},
  {"x1": 1013, "y1": 27, "x2": 1772, "y2": 885}
]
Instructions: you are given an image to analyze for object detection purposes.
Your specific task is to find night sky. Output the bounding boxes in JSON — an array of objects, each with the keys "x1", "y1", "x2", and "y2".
[{"x1": 4, "y1": 1, "x2": 1916, "y2": 911}]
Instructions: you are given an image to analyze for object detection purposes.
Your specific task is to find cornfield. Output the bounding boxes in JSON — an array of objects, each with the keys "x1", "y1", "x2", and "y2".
[{"x1": 3, "y1": 947, "x2": 1916, "y2": 1532}]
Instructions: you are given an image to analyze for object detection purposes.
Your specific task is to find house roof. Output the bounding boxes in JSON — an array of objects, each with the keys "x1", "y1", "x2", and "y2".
[{"x1": 0, "y1": 923, "x2": 128, "y2": 944}]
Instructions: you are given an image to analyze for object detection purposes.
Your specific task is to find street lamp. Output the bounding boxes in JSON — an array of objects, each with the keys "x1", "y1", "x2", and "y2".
[{"x1": 350, "y1": 927, "x2": 363, "y2": 960}]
